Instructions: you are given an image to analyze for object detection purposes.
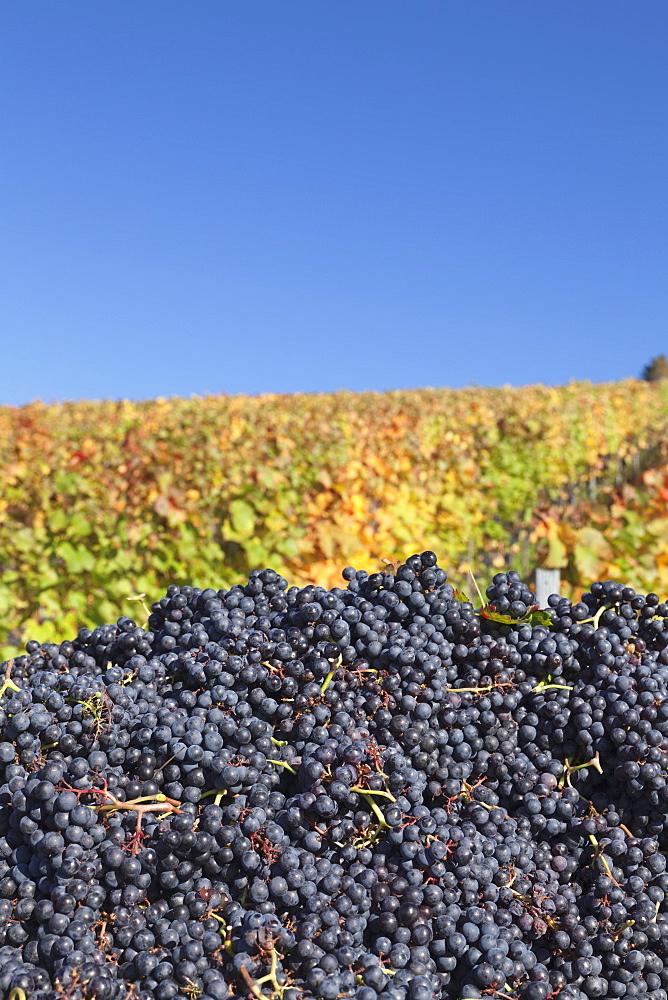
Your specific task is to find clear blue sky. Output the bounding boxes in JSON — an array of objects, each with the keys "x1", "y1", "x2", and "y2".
[{"x1": 1, "y1": 2, "x2": 666, "y2": 405}]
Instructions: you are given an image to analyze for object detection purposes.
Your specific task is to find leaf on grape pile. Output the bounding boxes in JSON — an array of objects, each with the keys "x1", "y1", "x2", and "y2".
[
  {"x1": 525, "y1": 609, "x2": 554, "y2": 627},
  {"x1": 480, "y1": 604, "x2": 554, "y2": 629},
  {"x1": 452, "y1": 588, "x2": 471, "y2": 604},
  {"x1": 480, "y1": 604, "x2": 524, "y2": 625}
]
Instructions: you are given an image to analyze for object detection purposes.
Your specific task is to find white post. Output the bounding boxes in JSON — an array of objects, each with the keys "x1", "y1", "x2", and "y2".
[{"x1": 535, "y1": 568, "x2": 561, "y2": 609}]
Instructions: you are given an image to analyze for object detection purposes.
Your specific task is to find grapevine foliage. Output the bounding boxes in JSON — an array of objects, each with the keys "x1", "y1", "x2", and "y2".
[{"x1": 1, "y1": 380, "x2": 668, "y2": 655}]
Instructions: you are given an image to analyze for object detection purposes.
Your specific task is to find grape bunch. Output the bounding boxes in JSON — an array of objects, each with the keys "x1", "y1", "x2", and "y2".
[{"x1": 0, "y1": 554, "x2": 667, "y2": 1000}]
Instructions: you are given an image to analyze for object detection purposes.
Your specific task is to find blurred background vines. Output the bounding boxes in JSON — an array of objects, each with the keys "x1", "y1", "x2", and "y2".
[{"x1": 1, "y1": 378, "x2": 668, "y2": 658}]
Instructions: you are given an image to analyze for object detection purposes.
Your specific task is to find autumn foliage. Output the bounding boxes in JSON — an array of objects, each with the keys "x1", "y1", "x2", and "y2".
[{"x1": 1, "y1": 380, "x2": 667, "y2": 656}]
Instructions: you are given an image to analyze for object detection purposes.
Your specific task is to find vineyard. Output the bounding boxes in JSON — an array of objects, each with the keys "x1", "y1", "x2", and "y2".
[{"x1": 1, "y1": 379, "x2": 667, "y2": 656}]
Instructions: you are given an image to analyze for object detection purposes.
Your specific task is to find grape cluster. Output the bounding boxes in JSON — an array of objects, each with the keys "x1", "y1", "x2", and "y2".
[{"x1": 0, "y1": 555, "x2": 668, "y2": 1000}]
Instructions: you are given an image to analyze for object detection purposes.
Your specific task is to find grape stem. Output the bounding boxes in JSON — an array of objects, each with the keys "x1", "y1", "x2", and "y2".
[
  {"x1": 321, "y1": 669, "x2": 336, "y2": 693},
  {"x1": 200, "y1": 788, "x2": 228, "y2": 803},
  {"x1": 448, "y1": 685, "x2": 495, "y2": 694},
  {"x1": 209, "y1": 912, "x2": 234, "y2": 955},
  {"x1": 612, "y1": 919, "x2": 636, "y2": 940},
  {"x1": 350, "y1": 786, "x2": 396, "y2": 802},
  {"x1": 580, "y1": 604, "x2": 612, "y2": 630},
  {"x1": 534, "y1": 680, "x2": 573, "y2": 692},
  {"x1": 57, "y1": 776, "x2": 182, "y2": 849},
  {"x1": 267, "y1": 759, "x2": 296, "y2": 775},
  {"x1": 351, "y1": 788, "x2": 395, "y2": 829},
  {"x1": 588, "y1": 834, "x2": 620, "y2": 885},
  {"x1": 469, "y1": 570, "x2": 486, "y2": 608},
  {"x1": 127, "y1": 593, "x2": 151, "y2": 628},
  {"x1": 558, "y1": 752, "x2": 603, "y2": 789},
  {"x1": 0, "y1": 660, "x2": 21, "y2": 700},
  {"x1": 239, "y1": 946, "x2": 287, "y2": 999}
]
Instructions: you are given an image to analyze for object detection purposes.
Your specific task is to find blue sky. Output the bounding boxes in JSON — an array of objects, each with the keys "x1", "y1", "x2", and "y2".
[{"x1": 1, "y1": 2, "x2": 666, "y2": 405}]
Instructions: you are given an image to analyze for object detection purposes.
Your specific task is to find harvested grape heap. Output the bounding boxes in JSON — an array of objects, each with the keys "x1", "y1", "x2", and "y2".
[{"x1": 2, "y1": 554, "x2": 668, "y2": 1000}]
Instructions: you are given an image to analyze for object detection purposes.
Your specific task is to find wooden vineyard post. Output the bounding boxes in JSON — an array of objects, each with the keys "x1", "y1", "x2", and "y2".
[{"x1": 535, "y1": 568, "x2": 561, "y2": 609}]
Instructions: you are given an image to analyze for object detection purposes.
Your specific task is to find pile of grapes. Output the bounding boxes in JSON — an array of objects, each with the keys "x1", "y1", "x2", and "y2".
[{"x1": 1, "y1": 553, "x2": 668, "y2": 1000}]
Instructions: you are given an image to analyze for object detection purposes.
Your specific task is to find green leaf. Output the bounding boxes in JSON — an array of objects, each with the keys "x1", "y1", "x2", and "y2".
[
  {"x1": 526, "y1": 609, "x2": 555, "y2": 627},
  {"x1": 480, "y1": 605, "x2": 524, "y2": 625},
  {"x1": 244, "y1": 539, "x2": 268, "y2": 567},
  {"x1": 274, "y1": 537, "x2": 300, "y2": 559},
  {"x1": 53, "y1": 470, "x2": 79, "y2": 495},
  {"x1": 453, "y1": 588, "x2": 471, "y2": 604},
  {"x1": 55, "y1": 542, "x2": 95, "y2": 573},
  {"x1": 68, "y1": 512, "x2": 93, "y2": 541},
  {"x1": 47, "y1": 509, "x2": 68, "y2": 533},
  {"x1": 479, "y1": 604, "x2": 554, "y2": 630},
  {"x1": 228, "y1": 499, "x2": 256, "y2": 539}
]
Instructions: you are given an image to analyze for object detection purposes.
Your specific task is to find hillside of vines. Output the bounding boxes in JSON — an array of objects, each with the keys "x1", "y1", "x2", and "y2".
[{"x1": 1, "y1": 380, "x2": 667, "y2": 657}]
